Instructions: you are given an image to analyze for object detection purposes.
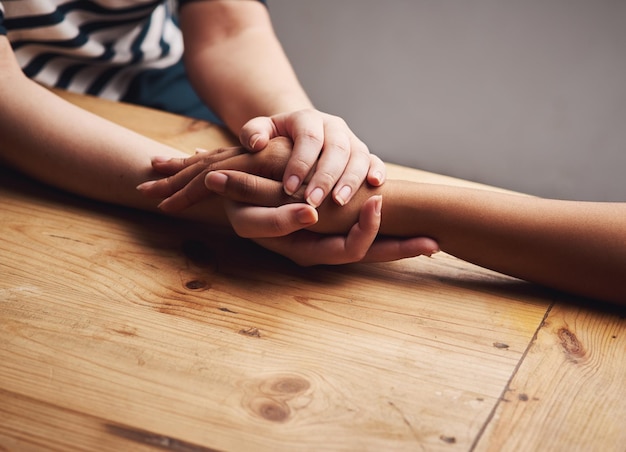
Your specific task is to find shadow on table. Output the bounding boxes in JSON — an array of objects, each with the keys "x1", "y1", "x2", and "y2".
[{"x1": 2, "y1": 165, "x2": 623, "y2": 316}]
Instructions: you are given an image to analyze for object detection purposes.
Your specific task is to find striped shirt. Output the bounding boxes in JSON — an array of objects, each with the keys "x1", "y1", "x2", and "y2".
[{"x1": 0, "y1": 0, "x2": 265, "y2": 113}]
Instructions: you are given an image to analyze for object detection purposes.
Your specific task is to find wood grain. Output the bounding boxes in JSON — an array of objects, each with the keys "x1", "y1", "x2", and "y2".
[
  {"x1": 475, "y1": 302, "x2": 626, "y2": 451},
  {"x1": 1, "y1": 90, "x2": 621, "y2": 451},
  {"x1": 0, "y1": 174, "x2": 550, "y2": 450}
]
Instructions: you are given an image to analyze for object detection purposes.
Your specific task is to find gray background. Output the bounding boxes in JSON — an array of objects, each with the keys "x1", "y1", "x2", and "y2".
[{"x1": 267, "y1": 0, "x2": 626, "y2": 201}]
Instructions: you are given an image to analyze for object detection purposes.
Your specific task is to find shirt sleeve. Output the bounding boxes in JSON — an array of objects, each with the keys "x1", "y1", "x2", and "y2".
[
  {"x1": 178, "y1": 0, "x2": 266, "y2": 11},
  {"x1": 0, "y1": 5, "x2": 6, "y2": 36}
]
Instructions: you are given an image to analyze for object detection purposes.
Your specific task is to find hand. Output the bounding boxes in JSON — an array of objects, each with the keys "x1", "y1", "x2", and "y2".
[
  {"x1": 205, "y1": 170, "x2": 440, "y2": 265},
  {"x1": 240, "y1": 109, "x2": 386, "y2": 208},
  {"x1": 137, "y1": 138, "x2": 294, "y2": 213},
  {"x1": 137, "y1": 138, "x2": 439, "y2": 264}
]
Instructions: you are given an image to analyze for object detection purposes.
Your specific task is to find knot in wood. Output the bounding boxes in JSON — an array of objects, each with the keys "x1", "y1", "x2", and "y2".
[
  {"x1": 250, "y1": 397, "x2": 291, "y2": 423},
  {"x1": 264, "y1": 376, "x2": 310, "y2": 395},
  {"x1": 558, "y1": 327, "x2": 586, "y2": 362}
]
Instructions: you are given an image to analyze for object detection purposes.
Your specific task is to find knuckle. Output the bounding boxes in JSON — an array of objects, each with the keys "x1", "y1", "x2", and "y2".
[
  {"x1": 299, "y1": 129, "x2": 323, "y2": 146},
  {"x1": 347, "y1": 246, "x2": 367, "y2": 262},
  {"x1": 329, "y1": 138, "x2": 351, "y2": 156},
  {"x1": 268, "y1": 213, "x2": 286, "y2": 236},
  {"x1": 339, "y1": 172, "x2": 363, "y2": 188},
  {"x1": 163, "y1": 176, "x2": 178, "y2": 193},
  {"x1": 181, "y1": 189, "x2": 194, "y2": 206},
  {"x1": 289, "y1": 156, "x2": 314, "y2": 175},
  {"x1": 353, "y1": 143, "x2": 371, "y2": 160},
  {"x1": 232, "y1": 224, "x2": 252, "y2": 238},
  {"x1": 237, "y1": 175, "x2": 258, "y2": 199},
  {"x1": 313, "y1": 169, "x2": 337, "y2": 188}
]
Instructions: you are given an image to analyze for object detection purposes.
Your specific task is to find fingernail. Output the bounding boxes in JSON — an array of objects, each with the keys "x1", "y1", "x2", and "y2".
[
  {"x1": 195, "y1": 147, "x2": 208, "y2": 154},
  {"x1": 335, "y1": 185, "x2": 352, "y2": 206},
  {"x1": 205, "y1": 171, "x2": 228, "y2": 193},
  {"x1": 306, "y1": 187, "x2": 325, "y2": 207},
  {"x1": 296, "y1": 206, "x2": 317, "y2": 225},
  {"x1": 427, "y1": 249, "x2": 440, "y2": 258},
  {"x1": 285, "y1": 175, "x2": 300, "y2": 195},
  {"x1": 250, "y1": 134, "x2": 261, "y2": 149},
  {"x1": 373, "y1": 195, "x2": 382, "y2": 215},
  {"x1": 136, "y1": 180, "x2": 156, "y2": 190},
  {"x1": 373, "y1": 171, "x2": 384, "y2": 185},
  {"x1": 151, "y1": 156, "x2": 170, "y2": 164}
]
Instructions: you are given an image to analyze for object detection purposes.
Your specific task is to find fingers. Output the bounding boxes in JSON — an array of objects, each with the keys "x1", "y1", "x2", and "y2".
[
  {"x1": 334, "y1": 194, "x2": 383, "y2": 263},
  {"x1": 155, "y1": 171, "x2": 214, "y2": 212},
  {"x1": 157, "y1": 160, "x2": 288, "y2": 213},
  {"x1": 358, "y1": 237, "x2": 440, "y2": 263},
  {"x1": 138, "y1": 168, "x2": 201, "y2": 198},
  {"x1": 224, "y1": 201, "x2": 318, "y2": 238},
  {"x1": 205, "y1": 170, "x2": 297, "y2": 206},
  {"x1": 244, "y1": 111, "x2": 383, "y2": 209},
  {"x1": 254, "y1": 196, "x2": 383, "y2": 266},
  {"x1": 151, "y1": 146, "x2": 242, "y2": 176},
  {"x1": 365, "y1": 154, "x2": 386, "y2": 187},
  {"x1": 280, "y1": 110, "x2": 326, "y2": 196},
  {"x1": 137, "y1": 143, "x2": 293, "y2": 213},
  {"x1": 240, "y1": 116, "x2": 275, "y2": 151},
  {"x1": 325, "y1": 135, "x2": 370, "y2": 206},
  {"x1": 253, "y1": 195, "x2": 440, "y2": 266},
  {"x1": 302, "y1": 119, "x2": 351, "y2": 207},
  {"x1": 137, "y1": 147, "x2": 243, "y2": 200}
]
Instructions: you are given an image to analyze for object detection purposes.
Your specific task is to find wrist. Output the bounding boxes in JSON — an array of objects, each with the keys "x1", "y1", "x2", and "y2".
[{"x1": 308, "y1": 183, "x2": 383, "y2": 234}]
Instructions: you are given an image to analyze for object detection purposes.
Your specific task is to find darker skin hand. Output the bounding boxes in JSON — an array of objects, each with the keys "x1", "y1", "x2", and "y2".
[
  {"x1": 137, "y1": 137, "x2": 439, "y2": 264},
  {"x1": 139, "y1": 136, "x2": 371, "y2": 232},
  {"x1": 137, "y1": 137, "x2": 297, "y2": 212}
]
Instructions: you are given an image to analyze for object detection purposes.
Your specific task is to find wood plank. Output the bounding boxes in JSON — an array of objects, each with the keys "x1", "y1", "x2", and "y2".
[
  {"x1": 50, "y1": 88, "x2": 238, "y2": 152},
  {"x1": 0, "y1": 164, "x2": 551, "y2": 451},
  {"x1": 1, "y1": 91, "x2": 555, "y2": 450},
  {"x1": 474, "y1": 302, "x2": 626, "y2": 451}
]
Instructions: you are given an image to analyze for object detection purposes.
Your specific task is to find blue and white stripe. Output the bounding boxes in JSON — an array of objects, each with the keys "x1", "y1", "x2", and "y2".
[{"x1": 0, "y1": 0, "x2": 183, "y2": 100}]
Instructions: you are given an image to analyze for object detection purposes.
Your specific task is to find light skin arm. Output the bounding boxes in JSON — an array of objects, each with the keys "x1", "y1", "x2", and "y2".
[
  {"x1": 204, "y1": 169, "x2": 626, "y2": 305},
  {"x1": 178, "y1": 0, "x2": 384, "y2": 207},
  {"x1": 0, "y1": 37, "x2": 189, "y2": 213},
  {"x1": 0, "y1": 37, "x2": 433, "y2": 265},
  {"x1": 143, "y1": 138, "x2": 624, "y2": 303}
]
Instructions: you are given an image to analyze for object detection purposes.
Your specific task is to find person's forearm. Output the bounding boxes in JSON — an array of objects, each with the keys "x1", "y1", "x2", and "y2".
[
  {"x1": 0, "y1": 38, "x2": 228, "y2": 226},
  {"x1": 179, "y1": 1, "x2": 312, "y2": 133},
  {"x1": 314, "y1": 180, "x2": 626, "y2": 304}
]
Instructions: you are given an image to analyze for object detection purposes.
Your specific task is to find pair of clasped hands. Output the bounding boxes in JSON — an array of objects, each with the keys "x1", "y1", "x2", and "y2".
[{"x1": 138, "y1": 133, "x2": 438, "y2": 266}]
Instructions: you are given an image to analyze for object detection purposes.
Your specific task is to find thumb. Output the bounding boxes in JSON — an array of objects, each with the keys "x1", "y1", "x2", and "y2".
[{"x1": 239, "y1": 116, "x2": 276, "y2": 152}]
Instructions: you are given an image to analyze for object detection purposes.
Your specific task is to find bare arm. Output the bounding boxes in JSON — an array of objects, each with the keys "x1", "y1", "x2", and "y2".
[
  {"x1": 1, "y1": 39, "x2": 432, "y2": 265},
  {"x1": 178, "y1": 1, "x2": 385, "y2": 207},
  {"x1": 203, "y1": 167, "x2": 626, "y2": 305},
  {"x1": 141, "y1": 137, "x2": 626, "y2": 304},
  {"x1": 0, "y1": 37, "x2": 202, "y2": 214},
  {"x1": 178, "y1": 1, "x2": 310, "y2": 134},
  {"x1": 375, "y1": 182, "x2": 626, "y2": 305}
]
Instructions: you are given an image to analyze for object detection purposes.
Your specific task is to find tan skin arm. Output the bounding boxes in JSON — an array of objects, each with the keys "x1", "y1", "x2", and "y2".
[
  {"x1": 340, "y1": 181, "x2": 626, "y2": 305},
  {"x1": 1, "y1": 39, "x2": 433, "y2": 265},
  {"x1": 141, "y1": 136, "x2": 626, "y2": 304},
  {"x1": 178, "y1": 1, "x2": 385, "y2": 207},
  {"x1": 0, "y1": 37, "x2": 194, "y2": 213},
  {"x1": 202, "y1": 168, "x2": 626, "y2": 305}
]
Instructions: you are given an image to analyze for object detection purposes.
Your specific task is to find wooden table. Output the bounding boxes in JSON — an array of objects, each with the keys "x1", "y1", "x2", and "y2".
[{"x1": 1, "y1": 91, "x2": 624, "y2": 452}]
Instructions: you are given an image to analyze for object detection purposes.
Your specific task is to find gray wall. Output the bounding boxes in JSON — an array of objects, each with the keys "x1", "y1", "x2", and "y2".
[{"x1": 267, "y1": 0, "x2": 626, "y2": 201}]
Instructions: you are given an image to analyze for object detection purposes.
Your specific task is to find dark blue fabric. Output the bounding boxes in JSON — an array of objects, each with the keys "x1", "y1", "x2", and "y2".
[
  {"x1": 1, "y1": 0, "x2": 267, "y2": 123},
  {"x1": 178, "y1": 0, "x2": 266, "y2": 10},
  {"x1": 121, "y1": 57, "x2": 223, "y2": 124},
  {"x1": 0, "y1": 9, "x2": 6, "y2": 35}
]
